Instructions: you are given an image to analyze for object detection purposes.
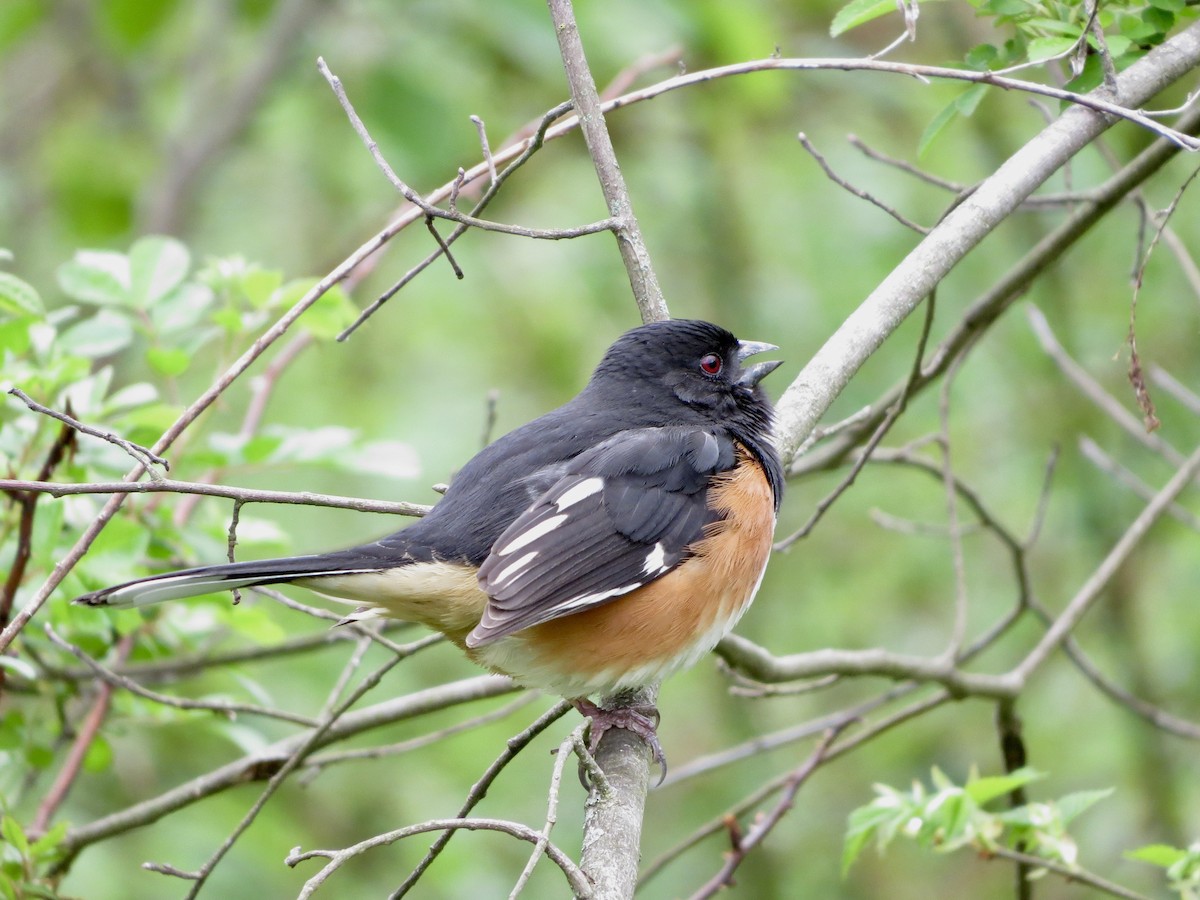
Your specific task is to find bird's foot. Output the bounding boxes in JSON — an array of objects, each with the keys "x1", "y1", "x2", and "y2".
[{"x1": 572, "y1": 697, "x2": 667, "y2": 786}]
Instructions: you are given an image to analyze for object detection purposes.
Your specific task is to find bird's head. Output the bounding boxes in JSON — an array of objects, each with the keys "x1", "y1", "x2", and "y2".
[{"x1": 587, "y1": 319, "x2": 783, "y2": 434}]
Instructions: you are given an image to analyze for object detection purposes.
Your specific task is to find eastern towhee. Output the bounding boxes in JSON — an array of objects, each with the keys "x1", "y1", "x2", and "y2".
[{"x1": 74, "y1": 319, "x2": 784, "y2": 764}]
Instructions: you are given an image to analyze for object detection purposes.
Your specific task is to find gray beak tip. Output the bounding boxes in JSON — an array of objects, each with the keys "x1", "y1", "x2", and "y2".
[{"x1": 735, "y1": 340, "x2": 783, "y2": 387}]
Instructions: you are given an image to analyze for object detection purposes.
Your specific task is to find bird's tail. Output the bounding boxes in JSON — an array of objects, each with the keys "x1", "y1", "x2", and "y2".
[{"x1": 72, "y1": 555, "x2": 381, "y2": 609}]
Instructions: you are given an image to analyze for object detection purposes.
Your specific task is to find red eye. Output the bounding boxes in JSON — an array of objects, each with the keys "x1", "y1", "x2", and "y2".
[{"x1": 699, "y1": 353, "x2": 723, "y2": 375}]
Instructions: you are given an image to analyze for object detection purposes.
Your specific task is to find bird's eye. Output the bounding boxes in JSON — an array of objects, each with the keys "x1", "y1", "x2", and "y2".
[{"x1": 699, "y1": 353, "x2": 723, "y2": 376}]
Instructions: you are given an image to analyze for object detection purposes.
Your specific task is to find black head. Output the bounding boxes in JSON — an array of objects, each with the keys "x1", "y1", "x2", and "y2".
[{"x1": 586, "y1": 319, "x2": 783, "y2": 436}]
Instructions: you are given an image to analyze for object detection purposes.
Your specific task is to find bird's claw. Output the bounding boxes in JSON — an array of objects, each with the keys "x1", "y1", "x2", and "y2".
[{"x1": 572, "y1": 698, "x2": 667, "y2": 787}]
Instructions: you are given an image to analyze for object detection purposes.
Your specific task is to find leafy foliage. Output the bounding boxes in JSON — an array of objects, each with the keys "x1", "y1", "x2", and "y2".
[
  {"x1": 0, "y1": 240, "x2": 409, "y2": 894},
  {"x1": 843, "y1": 767, "x2": 1113, "y2": 878},
  {"x1": 1128, "y1": 842, "x2": 1200, "y2": 899},
  {"x1": 833, "y1": 0, "x2": 1200, "y2": 154}
]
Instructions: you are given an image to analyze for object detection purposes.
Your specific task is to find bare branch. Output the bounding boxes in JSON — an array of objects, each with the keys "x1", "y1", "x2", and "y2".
[
  {"x1": 56, "y1": 676, "x2": 520, "y2": 865},
  {"x1": 1026, "y1": 306, "x2": 1181, "y2": 463},
  {"x1": 1013, "y1": 440, "x2": 1200, "y2": 684},
  {"x1": 0, "y1": 477, "x2": 430, "y2": 517},
  {"x1": 319, "y1": 57, "x2": 616, "y2": 242},
  {"x1": 43, "y1": 624, "x2": 321, "y2": 728},
  {"x1": 987, "y1": 847, "x2": 1153, "y2": 900},
  {"x1": 774, "y1": 24, "x2": 1200, "y2": 465},
  {"x1": 793, "y1": 100, "x2": 1200, "y2": 478},
  {"x1": 688, "y1": 726, "x2": 846, "y2": 899},
  {"x1": 797, "y1": 132, "x2": 929, "y2": 233},
  {"x1": 391, "y1": 701, "x2": 572, "y2": 896},
  {"x1": 546, "y1": 0, "x2": 669, "y2": 324},
  {"x1": 30, "y1": 634, "x2": 134, "y2": 836},
  {"x1": 288, "y1": 817, "x2": 591, "y2": 899},
  {"x1": 7, "y1": 387, "x2": 168, "y2": 472}
]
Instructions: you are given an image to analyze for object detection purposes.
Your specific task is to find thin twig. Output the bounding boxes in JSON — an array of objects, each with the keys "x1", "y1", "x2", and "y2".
[
  {"x1": 776, "y1": 290, "x2": 937, "y2": 549},
  {"x1": 55, "y1": 676, "x2": 519, "y2": 867},
  {"x1": 0, "y1": 477, "x2": 430, "y2": 517},
  {"x1": 289, "y1": 816, "x2": 592, "y2": 899},
  {"x1": 688, "y1": 725, "x2": 848, "y2": 899},
  {"x1": 987, "y1": 846, "x2": 1153, "y2": 900},
  {"x1": 1026, "y1": 306, "x2": 1182, "y2": 463},
  {"x1": 798, "y1": 132, "x2": 929, "y2": 233},
  {"x1": 319, "y1": 57, "x2": 616, "y2": 243},
  {"x1": 43, "y1": 625, "x2": 321, "y2": 727},
  {"x1": 8, "y1": 388, "x2": 168, "y2": 472},
  {"x1": 300, "y1": 694, "x2": 542, "y2": 776},
  {"x1": 173, "y1": 648, "x2": 414, "y2": 897},
  {"x1": 470, "y1": 114, "x2": 497, "y2": 186},
  {"x1": 390, "y1": 701, "x2": 572, "y2": 897},
  {"x1": 508, "y1": 725, "x2": 584, "y2": 898},
  {"x1": 30, "y1": 634, "x2": 135, "y2": 836}
]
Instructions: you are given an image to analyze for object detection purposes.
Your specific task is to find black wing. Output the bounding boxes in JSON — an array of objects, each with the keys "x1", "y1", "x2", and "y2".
[{"x1": 467, "y1": 426, "x2": 735, "y2": 647}]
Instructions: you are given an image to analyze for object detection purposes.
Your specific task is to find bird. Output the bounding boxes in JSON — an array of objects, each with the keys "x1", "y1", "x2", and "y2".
[{"x1": 74, "y1": 319, "x2": 785, "y2": 766}]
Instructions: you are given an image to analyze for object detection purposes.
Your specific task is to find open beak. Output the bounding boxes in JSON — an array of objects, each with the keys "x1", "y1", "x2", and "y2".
[{"x1": 735, "y1": 340, "x2": 783, "y2": 387}]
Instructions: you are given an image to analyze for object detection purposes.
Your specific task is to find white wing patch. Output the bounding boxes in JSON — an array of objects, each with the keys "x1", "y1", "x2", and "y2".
[
  {"x1": 555, "y1": 582, "x2": 642, "y2": 613},
  {"x1": 642, "y1": 542, "x2": 668, "y2": 576},
  {"x1": 554, "y1": 476, "x2": 604, "y2": 510},
  {"x1": 493, "y1": 514, "x2": 568, "y2": 556}
]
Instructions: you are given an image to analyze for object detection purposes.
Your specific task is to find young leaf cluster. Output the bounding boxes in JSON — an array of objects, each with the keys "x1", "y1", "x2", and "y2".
[{"x1": 843, "y1": 767, "x2": 1111, "y2": 879}]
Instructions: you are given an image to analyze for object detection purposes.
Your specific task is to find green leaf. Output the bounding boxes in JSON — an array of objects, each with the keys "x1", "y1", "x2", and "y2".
[
  {"x1": 843, "y1": 800, "x2": 904, "y2": 875},
  {"x1": 0, "y1": 318, "x2": 33, "y2": 357},
  {"x1": 344, "y1": 440, "x2": 420, "y2": 479},
  {"x1": 831, "y1": 0, "x2": 949, "y2": 37},
  {"x1": 1143, "y1": 7, "x2": 1174, "y2": 33},
  {"x1": 964, "y1": 767, "x2": 1044, "y2": 805},
  {"x1": 129, "y1": 236, "x2": 190, "y2": 308},
  {"x1": 1025, "y1": 17, "x2": 1085, "y2": 38},
  {"x1": 83, "y1": 733, "x2": 113, "y2": 773},
  {"x1": 29, "y1": 822, "x2": 68, "y2": 862},
  {"x1": 918, "y1": 83, "x2": 987, "y2": 157},
  {"x1": 964, "y1": 43, "x2": 999, "y2": 70},
  {"x1": 1148, "y1": 0, "x2": 1184, "y2": 11},
  {"x1": 103, "y1": 381, "x2": 158, "y2": 413},
  {"x1": 1097, "y1": 34, "x2": 1133, "y2": 58},
  {"x1": 150, "y1": 283, "x2": 212, "y2": 335},
  {"x1": 56, "y1": 310, "x2": 134, "y2": 359},
  {"x1": 1026, "y1": 35, "x2": 1078, "y2": 62},
  {"x1": 1055, "y1": 787, "x2": 1112, "y2": 824},
  {"x1": 1, "y1": 817, "x2": 29, "y2": 859},
  {"x1": 978, "y1": 0, "x2": 1029, "y2": 16},
  {"x1": 146, "y1": 346, "x2": 191, "y2": 376},
  {"x1": 1119, "y1": 13, "x2": 1159, "y2": 42},
  {"x1": 831, "y1": 0, "x2": 898, "y2": 36},
  {"x1": 1127, "y1": 844, "x2": 1187, "y2": 868},
  {"x1": 57, "y1": 251, "x2": 129, "y2": 306},
  {"x1": 0, "y1": 272, "x2": 43, "y2": 318},
  {"x1": 0, "y1": 656, "x2": 37, "y2": 681}
]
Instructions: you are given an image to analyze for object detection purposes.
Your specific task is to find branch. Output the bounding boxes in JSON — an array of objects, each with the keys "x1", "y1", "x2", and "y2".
[
  {"x1": 773, "y1": 21, "x2": 1200, "y2": 464},
  {"x1": 287, "y1": 817, "x2": 591, "y2": 899},
  {"x1": 43, "y1": 625, "x2": 320, "y2": 728},
  {"x1": 7, "y1": 388, "x2": 167, "y2": 472},
  {"x1": 31, "y1": 633, "x2": 135, "y2": 836},
  {"x1": 391, "y1": 701, "x2": 571, "y2": 896},
  {"x1": 546, "y1": 0, "x2": 669, "y2": 324},
  {"x1": 688, "y1": 726, "x2": 845, "y2": 899},
  {"x1": 0, "y1": 477, "x2": 430, "y2": 517},
  {"x1": 55, "y1": 675, "x2": 518, "y2": 865},
  {"x1": 789, "y1": 98, "x2": 1200, "y2": 478}
]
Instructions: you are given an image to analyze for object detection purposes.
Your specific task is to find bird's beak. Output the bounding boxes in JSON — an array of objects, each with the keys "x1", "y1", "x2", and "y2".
[{"x1": 735, "y1": 340, "x2": 783, "y2": 387}]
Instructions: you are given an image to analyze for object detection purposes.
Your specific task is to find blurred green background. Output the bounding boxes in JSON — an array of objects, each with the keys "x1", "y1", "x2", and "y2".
[{"x1": 2, "y1": 0, "x2": 1199, "y2": 897}]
